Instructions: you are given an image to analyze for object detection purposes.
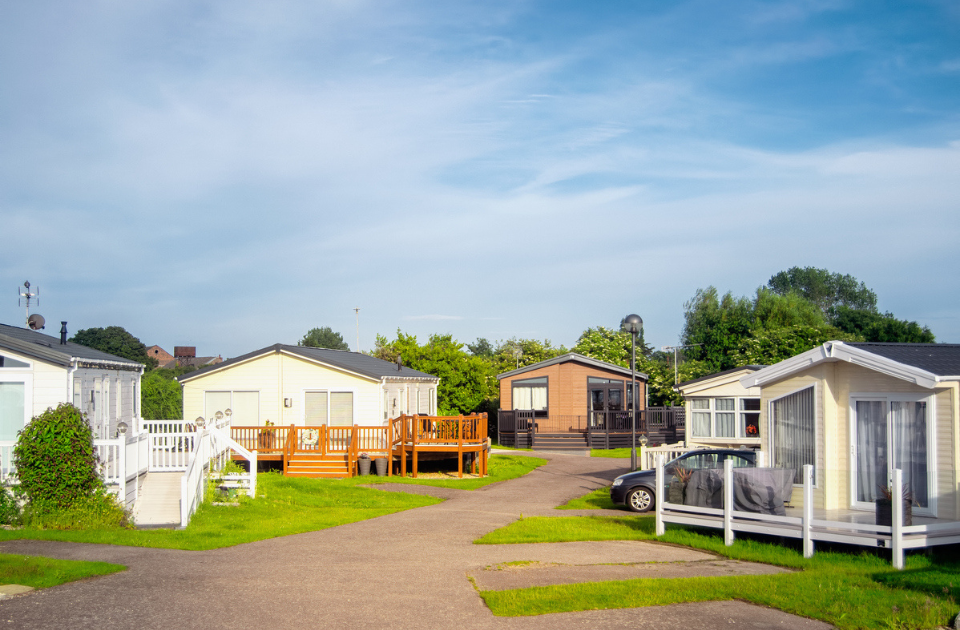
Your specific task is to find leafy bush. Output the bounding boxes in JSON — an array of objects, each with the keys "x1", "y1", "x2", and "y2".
[
  {"x1": 0, "y1": 486, "x2": 22, "y2": 526},
  {"x1": 13, "y1": 403, "x2": 103, "y2": 511}
]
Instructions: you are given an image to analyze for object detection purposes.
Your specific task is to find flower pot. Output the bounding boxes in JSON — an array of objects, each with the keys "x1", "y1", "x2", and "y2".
[
  {"x1": 358, "y1": 457, "x2": 372, "y2": 476},
  {"x1": 375, "y1": 458, "x2": 388, "y2": 476},
  {"x1": 876, "y1": 498, "x2": 913, "y2": 526}
]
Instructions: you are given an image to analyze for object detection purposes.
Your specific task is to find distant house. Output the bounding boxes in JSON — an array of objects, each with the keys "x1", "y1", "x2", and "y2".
[
  {"x1": 497, "y1": 353, "x2": 651, "y2": 449},
  {"x1": 0, "y1": 323, "x2": 144, "y2": 441},
  {"x1": 178, "y1": 344, "x2": 439, "y2": 427},
  {"x1": 677, "y1": 366, "x2": 764, "y2": 449},
  {"x1": 146, "y1": 345, "x2": 176, "y2": 369},
  {"x1": 739, "y1": 341, "x2": 960, "y2": 519}
]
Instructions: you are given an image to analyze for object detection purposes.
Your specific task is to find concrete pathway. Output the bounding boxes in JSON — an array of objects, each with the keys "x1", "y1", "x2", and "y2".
[{"x1": 0, "y1": 453, "x2": 832, "y2": 629}]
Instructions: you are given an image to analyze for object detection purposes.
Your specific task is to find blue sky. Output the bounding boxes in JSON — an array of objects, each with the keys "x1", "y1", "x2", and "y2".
[{"x1": 2, "y1": 1, "x2": 958, "y2": 358}]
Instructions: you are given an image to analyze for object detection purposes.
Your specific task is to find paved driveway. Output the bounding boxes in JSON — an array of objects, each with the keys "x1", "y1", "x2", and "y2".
[{"x1": 0, "y1": 453, "x2": 831, "y2": 629}]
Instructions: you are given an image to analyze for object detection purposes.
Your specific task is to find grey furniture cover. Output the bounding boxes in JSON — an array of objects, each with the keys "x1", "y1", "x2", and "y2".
[
  {"x1": 680, "y1": 468, "x2": 796, "y2": 515},
  {"x1": 732, "y1": 468, "x2": 796, "y2": 515}
]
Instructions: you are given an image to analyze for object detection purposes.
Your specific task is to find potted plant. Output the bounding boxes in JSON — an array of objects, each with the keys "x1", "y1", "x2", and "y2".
[
  {"x1": 876, "y1": 484, "x2": 913, "y2": 527},
  {"x1": 358, "y1": 452, "x2": 372, "y2": 476},
  {"x1": 258, "y1": 420, "x2": 276, "y2": 449},
  {"x1": 668, "y1": 467, "x2": 693, "y2": 504}
]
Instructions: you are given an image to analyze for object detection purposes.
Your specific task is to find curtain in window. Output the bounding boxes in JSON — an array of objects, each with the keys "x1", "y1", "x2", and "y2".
[
  {"x1": 330, "y1": 392, "x2": 353, "y2": 427},
  {"x1": 204, "y1": 391, "x2": 231, "y2": 422},
  {"x1": 305, "y1": 392, "x2": 328, "y2": 425},
  {"x1": 716, "y1": 398, "x2": 735, "y2": 437},
  {"x1": 0, "y1": 382, "x2": 25, "y2": 441},
  {"x1": 513, "y1": 387, "x2": 532, "y2": 410},
  {"x1": 530, "y1": 387, "x2": 547, "y2": 411},
  {"x1": 772, "y1": 387, "x2": 815, "y2": 482},
  {"x1": 691, "y1": 412, "x2": 710, "y2": 437},
  {"x1": 856, "y1": 401, "x2": 886, "y2": 503},
  {"x1": 892, "y1": 401, "x2": 928, "y2": 508},
  {"x1": 231, "y1": 392, "x2": 259, "y2": 425}
]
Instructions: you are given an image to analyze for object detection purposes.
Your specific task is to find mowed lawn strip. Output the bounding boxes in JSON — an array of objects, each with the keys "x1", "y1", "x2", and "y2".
[
  {"x1": 344, "y1": 454, "x2": 546, "y2": 490},
  {"x1": 0, "y1": 455, "x2": 542, "y2": 551},
  {"x1": 0, "y1": 553, "x2": 125, "y2": 589},
  {"x1": 475, "y1": 515, "x2": 960, "y2": 630},
  {"x1": 0, "y1": 473, "x2": 441, "y2": 550}
]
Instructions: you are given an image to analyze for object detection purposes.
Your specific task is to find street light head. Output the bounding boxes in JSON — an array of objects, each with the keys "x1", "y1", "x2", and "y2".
[{"x1": 620, "y1": 314, "x2": 643, "y2": 335}]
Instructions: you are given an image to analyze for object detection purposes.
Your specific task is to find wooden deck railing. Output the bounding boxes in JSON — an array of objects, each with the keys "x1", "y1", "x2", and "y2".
[{"x1": 230, "y1": 414, "x2": 487, "y2": 478}]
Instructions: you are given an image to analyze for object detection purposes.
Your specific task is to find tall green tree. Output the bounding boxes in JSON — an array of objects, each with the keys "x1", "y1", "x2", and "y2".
[
  {"x1": 681, "y1": 287, "x2": 754, "y2": 371},
  {"x1": 299, "y1": 326, "x2": 350, "y2": 351},
  {"x1": 141, "y1": 370, "x2": 186, "y2": 420},
  {"x1": 832, "y1": 306, "x2": 935, "y2": 343},
  {"x1": 372, "y1": 331, "x2": 494, "y2": 415},
  {"x1": 767, "y1": 266, "x2": 877, "y2": 315},
  {"x1": 70, "y1": 326, "x2": 157, "y2": 369}
]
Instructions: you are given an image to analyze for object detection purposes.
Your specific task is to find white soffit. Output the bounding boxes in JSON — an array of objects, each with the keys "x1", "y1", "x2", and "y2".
[{"x1": 739, "y1": 341, "x2": 939, "y2": 389}]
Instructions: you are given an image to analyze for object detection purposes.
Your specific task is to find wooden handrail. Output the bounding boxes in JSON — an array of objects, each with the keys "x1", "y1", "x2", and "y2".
[
  {"x1": 348, "y1": 425, "x2": 359, "y2": 476},
  {"x1": 283, "y1": 424, "x2": 296, "y2": 474}
]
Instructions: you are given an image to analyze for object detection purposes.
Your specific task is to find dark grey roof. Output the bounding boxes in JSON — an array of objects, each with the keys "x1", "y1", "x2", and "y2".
[
  {"x1": 848, "y1": 343, "x2": 960, "y2": 376},
  {"x1": 179, "y1": 344, "x2": 438, "y2": 383},
  {"x1": 497, "y1": 352, "x2": 648, "y2": 381},
  {"x1": 676, "y1": 365, "x2": 765, "y2": 389},
  {"x1": 0, "y1": 323, "x2": 144, "y2": 369}
]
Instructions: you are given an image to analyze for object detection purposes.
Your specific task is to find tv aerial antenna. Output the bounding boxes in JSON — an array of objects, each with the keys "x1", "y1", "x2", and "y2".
[{"x1": 19, "y1": 281, "x2": 44, "y2": 329}]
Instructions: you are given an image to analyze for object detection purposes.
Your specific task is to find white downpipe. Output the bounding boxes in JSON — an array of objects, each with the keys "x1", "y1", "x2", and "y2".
[
  {"x1": 723, "y1": 458, "x2": 734, "y2": 546},
  {"x1": 802, "y1": 464, "x2": 814, "y2": 558},
  {"x1": 655, "y1": 454, "x2": 665, "y2": 536}
]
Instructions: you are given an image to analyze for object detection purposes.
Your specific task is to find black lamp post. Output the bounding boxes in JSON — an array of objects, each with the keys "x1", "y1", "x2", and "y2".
[{"x1": 620, "y1": 313, "x2": 643, "y2": 470}]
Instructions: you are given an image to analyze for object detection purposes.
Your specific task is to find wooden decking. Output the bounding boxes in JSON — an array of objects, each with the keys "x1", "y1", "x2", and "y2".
[{"x1": 229, "y1": 413, "x2": 488, "y2": 479}]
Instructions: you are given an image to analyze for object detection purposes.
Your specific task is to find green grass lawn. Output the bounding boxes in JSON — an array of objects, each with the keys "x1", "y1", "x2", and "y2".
[
  {"x1": 345, "y1": 454, "x2": 546, "y2": 490},
  {"x1": 0, "y1": 553, "x2": 125, "y2": 589},
  {"x1": 475, "y1": 515, "x2": 960, "y2": 629},
  {"x1": 590, "y1": 448, "x2": 632, "y2": 458},
  {"x1": 0, "y1": 473, "x2": 442, "y2": 550},
  {"x1": 0, "y1": 455, "x2": 542, "y2": 552},
  {"x1": 556, "y1": 486, "x2": 617, "y2": 510}
]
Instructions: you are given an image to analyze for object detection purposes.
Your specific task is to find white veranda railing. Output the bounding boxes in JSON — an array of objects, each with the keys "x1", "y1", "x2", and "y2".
[{"x1": 180, "y1": 425, "x2": 257, "y2": 528}]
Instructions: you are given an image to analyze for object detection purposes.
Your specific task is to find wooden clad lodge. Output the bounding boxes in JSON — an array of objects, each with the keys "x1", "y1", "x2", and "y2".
[{"x1": 497, "y1": 353, "x2": 682, "y2": 450}]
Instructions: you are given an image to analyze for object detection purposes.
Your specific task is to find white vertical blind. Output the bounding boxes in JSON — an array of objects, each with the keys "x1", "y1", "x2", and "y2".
[
  {"x1": 0, "y1": 382, "x2": 25, "y2": 441},
  {"x1": 772, "y1": 387, "x2": 815, "y2": 482},
  {"x1": 231, "y1": 392, "x2": 260, "y2": 425},
  {"x1": 330, "y1": 392, "x2": 353, "y2": 427},
  {"x1": 305, "y1": 392, "x2": 328, "y2": 425}
]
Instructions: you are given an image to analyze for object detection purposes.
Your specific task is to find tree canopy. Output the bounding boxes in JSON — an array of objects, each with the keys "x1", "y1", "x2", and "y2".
[
  {"x1": 767, "y1": 266, "x2": 878, "y2": 315},
  {"x1": 299, "y1": 326, "x2": 350, "y2": 351},
  {"x1": 70, "y1": 326, "x2": 157, "y2": 369}
]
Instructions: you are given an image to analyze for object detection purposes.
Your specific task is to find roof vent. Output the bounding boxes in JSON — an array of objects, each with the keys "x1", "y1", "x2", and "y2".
[{"x1": 60, "y1": 322, "x2": 68, "y2": 345}]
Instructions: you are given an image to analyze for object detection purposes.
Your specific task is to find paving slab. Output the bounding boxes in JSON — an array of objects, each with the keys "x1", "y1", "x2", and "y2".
[{"x1": 0, "y1": 452, "x2": 832, "y2": 629}]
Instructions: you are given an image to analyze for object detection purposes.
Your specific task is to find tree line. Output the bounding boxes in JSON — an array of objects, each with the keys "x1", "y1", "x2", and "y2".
[{"x1": 68, "y1": 267, "x2": 934, "y2": 420}]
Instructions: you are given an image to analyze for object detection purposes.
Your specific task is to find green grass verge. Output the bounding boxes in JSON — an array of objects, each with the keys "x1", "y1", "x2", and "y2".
[
  {"x1": 556, "y1": 486, "x2": 617, "y2": 510},
  {"x1": 0, "y1": 473, "x2": 442, "y2": 550},
  {"x1": 590, "y1": 448, "x2": 632, "y2": 458},
  {"x1": 343, "y1": 454, "x2": 547, "y2": 490},
  {"x1": 475, "y1": 515, "x2": 960, "y2": 629},
  {"x1": 0, "y1": 553, "x2": 125, "y2": 589}
]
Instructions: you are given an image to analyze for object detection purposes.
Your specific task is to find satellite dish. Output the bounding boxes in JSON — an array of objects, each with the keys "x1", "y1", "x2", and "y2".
[{"x1": 28, "y1": 314, "x2": 45, "y2": 330}]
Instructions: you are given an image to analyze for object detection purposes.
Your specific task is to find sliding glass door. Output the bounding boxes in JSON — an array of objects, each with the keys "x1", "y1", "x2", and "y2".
[{"x1": 852, "y1": 397, "x2": 931, "y2": 514}]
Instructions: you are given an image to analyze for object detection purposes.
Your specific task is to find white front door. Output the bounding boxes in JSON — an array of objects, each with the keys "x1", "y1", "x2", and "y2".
[{"x1": 852, "y1": 397, "x2": 933, "y2": 515}]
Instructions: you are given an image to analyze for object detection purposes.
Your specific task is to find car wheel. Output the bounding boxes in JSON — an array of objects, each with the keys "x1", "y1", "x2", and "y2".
[{"x1": 626, "y1": 487, "x2": 654, "y2": 513}]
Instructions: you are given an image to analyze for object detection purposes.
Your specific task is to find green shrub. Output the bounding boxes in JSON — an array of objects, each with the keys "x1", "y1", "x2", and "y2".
[
  {"x1": 0, "y1": 486, "x2": 22, "y2": 526},
  {"x1": 13, "y1": 403, "x2": 103, "y2": 511}
]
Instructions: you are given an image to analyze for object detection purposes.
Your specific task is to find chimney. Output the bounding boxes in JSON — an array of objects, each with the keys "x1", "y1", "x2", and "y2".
[{"x1": 60, "y1": 322, "x2": 68, "y2": 345}]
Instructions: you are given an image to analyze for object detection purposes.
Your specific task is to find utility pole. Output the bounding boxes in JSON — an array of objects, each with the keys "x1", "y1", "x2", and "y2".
[
  {"x1": 354, "y1": 308, "x2": 361, "y2": 352},
  {"x1": 660, "y1": 343, "x2": 703, "y2": 387}
]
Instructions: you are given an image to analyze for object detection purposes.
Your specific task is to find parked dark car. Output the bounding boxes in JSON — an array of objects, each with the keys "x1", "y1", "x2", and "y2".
[{"x1": 610, "y1": 448, "x2": 757, "y2": 512}]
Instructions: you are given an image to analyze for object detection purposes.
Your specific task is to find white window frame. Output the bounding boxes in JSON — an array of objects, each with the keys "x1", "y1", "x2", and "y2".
[
  {"x1": 0, "y1": 372, "x2": 33, "y2": 440},
  {"x1": 204, "y1": 390, "x2": 260, "y2": 425},
  {"x1": 688, "y1": 396, "x2": 761, "y2": 441},
  {"x1": 848, "y1": 392, "x2": 937, "y2": 517},
  {"x1": 768, "y1": 384, "x2": 819, "y2": 488},
  {"x1": 302, "y1": 388, "x2": 356, "y2": 427}
]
